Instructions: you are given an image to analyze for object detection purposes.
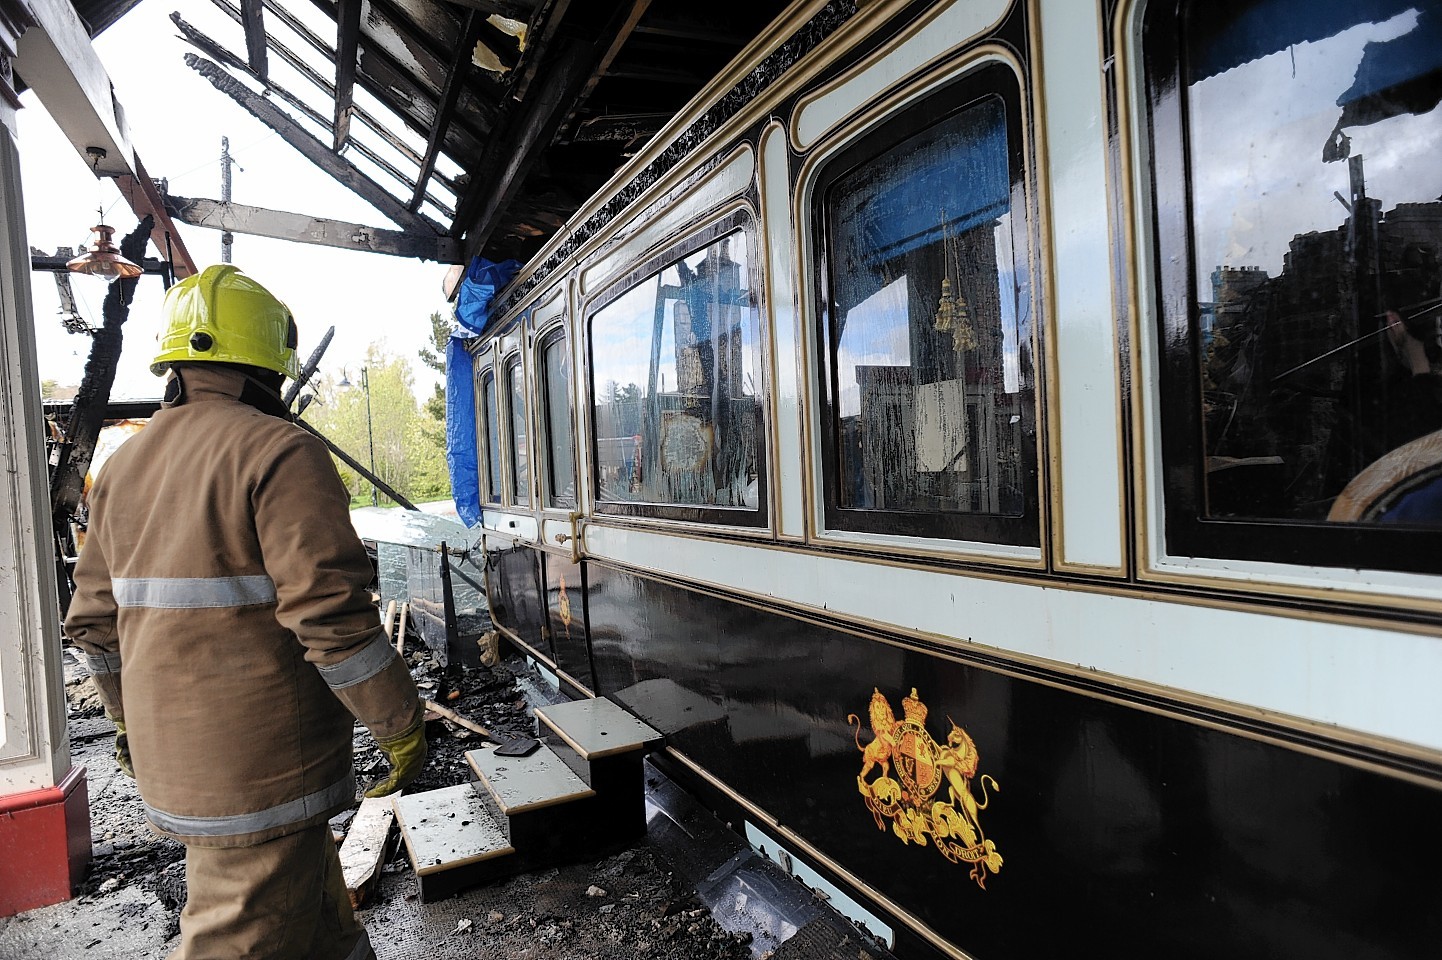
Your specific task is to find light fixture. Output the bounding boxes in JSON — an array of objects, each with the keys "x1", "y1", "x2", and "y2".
[{"x1": 66, "y1": 147, "x2": 144, "y2": 283}]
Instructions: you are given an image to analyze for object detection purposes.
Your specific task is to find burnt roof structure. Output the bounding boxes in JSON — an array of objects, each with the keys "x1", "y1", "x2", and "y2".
[{"x1": 66, "y1": 0, "x2": 789, "y2": 268}]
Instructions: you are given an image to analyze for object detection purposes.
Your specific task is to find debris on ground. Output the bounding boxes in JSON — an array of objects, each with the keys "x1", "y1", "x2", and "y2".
[{"x1": 0, "y1": 644, "x2": 758, "y2": 960}]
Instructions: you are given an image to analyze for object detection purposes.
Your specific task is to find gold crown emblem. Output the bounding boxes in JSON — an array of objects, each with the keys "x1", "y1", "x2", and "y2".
[{"x1": 901, "y1": 687, "x2": 928, "y2": 725}]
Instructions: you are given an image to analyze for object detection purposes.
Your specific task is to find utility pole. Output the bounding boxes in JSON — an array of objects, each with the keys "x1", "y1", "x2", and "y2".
[{"x1": 220, "y1": 136, "x2": 235, "y2": 263}]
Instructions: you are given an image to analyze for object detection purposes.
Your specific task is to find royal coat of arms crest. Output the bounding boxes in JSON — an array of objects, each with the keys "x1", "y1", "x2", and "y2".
[{"x1": 847, "y1": 687, "x2": 1002, "y2": 889}]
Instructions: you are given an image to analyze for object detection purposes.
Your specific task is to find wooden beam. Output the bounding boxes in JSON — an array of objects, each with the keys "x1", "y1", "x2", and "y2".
[
  {"x1": 632, "y1": 17, "x2": 752, "y2": 46},
  {"x1": 184, "y1": 53, "x2": 444, "y2": 235},
  {"x1": 456, "y1": 0, "x2": 650, "y2": 260},
  {"x1": 163, "y1": 195, "x2": 463, "y2": 262},
  {"x1": 239, "y1": 0, "x2": 268, "y2": 79},
  {"x1": 577, "y1": 0, "x2": 652, "y2": 104},
  {"x1": 113, "y1": 155, "x2": 200, "y2": 279},
  {"x1": 174, "y1": 12, "x2": 456, "y2": 218},
  {"x1": 411, "y1": 11, "x2": 485, "y2": 211},
  {"x1": 332, "y1": 0, "x2": 361, "y2": 150},
  {"x1": 435, "y1": 0, "x2": 537, "y2": 18}
]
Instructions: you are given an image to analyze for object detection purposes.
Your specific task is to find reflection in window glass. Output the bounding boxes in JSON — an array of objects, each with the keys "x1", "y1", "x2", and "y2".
[
  {"x1": 824, "y1": 94, "x2": 1034, "y2": 523},
  {"x1": 541, "y1": 333, "x2": 576, "y2": 507},
  {"x1": 507, "y1": 359, "x2": 530, "y2": 503},
  {"x1": 591, "y1": 231, "x2": 761, "y2": 509},
  {"x1": 482, "y1": 371, "x2": 501, "y2": 504},
  {"x1": 1175, "y1": 1, "x2": 1442, "y2": 525}
]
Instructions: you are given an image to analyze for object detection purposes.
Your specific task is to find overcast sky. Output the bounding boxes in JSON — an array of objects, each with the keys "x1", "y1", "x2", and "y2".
[{"x1": 18, "y1": 0, "x2": 453, "y2": 402}]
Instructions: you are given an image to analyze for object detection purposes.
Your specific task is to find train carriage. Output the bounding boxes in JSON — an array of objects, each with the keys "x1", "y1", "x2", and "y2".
[{"x1": 458, "y1": 1, "x2": 1442, "y2": 956}]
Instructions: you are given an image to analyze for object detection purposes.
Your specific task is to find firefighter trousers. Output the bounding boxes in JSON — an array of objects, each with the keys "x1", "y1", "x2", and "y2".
[{"x1": 168, "y1": 822, "x2": 373, "y2": 960}]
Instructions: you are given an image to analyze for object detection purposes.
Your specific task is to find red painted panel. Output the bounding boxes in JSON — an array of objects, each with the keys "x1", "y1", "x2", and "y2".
[{"x1": 0, "y1": 767, "x2": 91, "y2": 917}]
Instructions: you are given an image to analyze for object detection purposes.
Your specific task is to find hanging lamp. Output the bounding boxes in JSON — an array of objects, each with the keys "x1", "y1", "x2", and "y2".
[{"x1": 66, "y1": 147, "x2": 143, "y2": 283}]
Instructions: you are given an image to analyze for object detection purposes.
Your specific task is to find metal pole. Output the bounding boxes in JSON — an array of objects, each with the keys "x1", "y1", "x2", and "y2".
[
  {"x1": 220, "y1": 137, "x2": 234, "y2": 263},
  {"x1": 363, "y1": 366, "x2": 378, "y2": 506}
]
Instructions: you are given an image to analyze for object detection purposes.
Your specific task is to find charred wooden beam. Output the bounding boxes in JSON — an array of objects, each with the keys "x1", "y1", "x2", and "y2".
[
  {"x1": 239, "y1": 0, "x2": 268, "y2": 79},
  {"x1": 199, "y1": 7, "x2": 453, "y2": 191},
  {"x1": 456, "y1": 0, "x2": 650, "y2": 260},
  {"x1": 51, "y1": 217, "x2": 153, "y2": 527},
  {"x1": 332, "y1": 0, "x2": 360, "y2": 149},
  {"x1": 577, "y1": 0, "x2": 652, "y2": 104},
  {"x1": 175, "y1": 12, "x2": 456, "y2": 217},
  {"x1": 184, "y1": 52, "x2": 444, "y2": 235},
  {"x1": 114, "y1": 155, "x2": 199, "y2": 279},
  {"x1": 436, "y1": 0, "x2": 537, "y2": 18},
  {"x1": 602, "y1": 61, "x2": 712, "y2": 86},
  {"x1": 227, "y1": 0, "x2": 492, "y2": 147},
  {"x1": 411, "y1": 10, "x2": 485, "y2": 211},
  {"x1": 506, "y1": 0, "x2": 571, "y2": 103},
  {"x1": 164, "y1": 195, "x2": 463, "y2": 262}
]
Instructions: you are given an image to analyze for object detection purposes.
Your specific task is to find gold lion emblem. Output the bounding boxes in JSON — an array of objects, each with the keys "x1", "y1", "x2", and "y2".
[{"x1": 848, "y1": 687, "x2": 1002, "y2": 889}]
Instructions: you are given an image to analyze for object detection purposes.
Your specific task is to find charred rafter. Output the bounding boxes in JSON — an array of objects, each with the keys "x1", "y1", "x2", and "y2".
[
  {"x1": 163, "y1": 194, "x2": 463, "y2": 262},
  {"x1": 435, "y1": 0, "x2": 537, "y2": 18},
  {"x1": 455, "y1": 0, "x2": 651, "y2": 260},
  {"x1": 332, "y1": 0, "x2": 359, "y2": 149},
  {"x1": 239, "y1": 0, "x2": 267, "y2": 78},
  {"x1": 173, "y1": 13, "x2": 457, "y2": 215},
  {"x1": 184, "y1": 52, "x2": 444, "y2": 235},
  {"x1": 413, "y1": 10, "x2": 485, "y2": 211}
]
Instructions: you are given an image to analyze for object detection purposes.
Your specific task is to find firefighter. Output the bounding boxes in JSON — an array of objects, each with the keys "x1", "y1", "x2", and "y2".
[{"x1": 65, "y1": 265, "x2": 425, "y2": 960}]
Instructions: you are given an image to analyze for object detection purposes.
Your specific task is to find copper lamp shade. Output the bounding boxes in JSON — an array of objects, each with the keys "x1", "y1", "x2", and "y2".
[{"x1": 66, "y1": 224, "x2": 143, "y2": 282}]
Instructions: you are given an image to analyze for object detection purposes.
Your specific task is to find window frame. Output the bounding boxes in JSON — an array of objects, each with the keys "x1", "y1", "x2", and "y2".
[
  {"x1": 477, "y1": 362, "x2": 503, "y2": 506},
  {"x1": 809, "y1": 62, "x2": 1041, "y2": 547},
  {"x1": 584, "y1": 209, "x2": 770, "y2": 528},
  {"x1": 1142, "y1": 1, "x2": 1442, "y2": 576},
  {"x1": 537, "y1": 324, "x2": 578, "y2": 510},
  {"x1": 503, "y1": 351, "x2": 532, "y2": 508}
]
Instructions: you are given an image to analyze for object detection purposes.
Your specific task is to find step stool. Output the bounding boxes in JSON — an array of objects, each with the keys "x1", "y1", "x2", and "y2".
[
  {"x1": 534, "y1": 696, "x2": 662, "y2": 840},
  {"x1": 390, "y1": 696, "x2": 662, "y2": 902},
  {"x1": 391, "y1": 783, "x2": 514, "y2": 902}
]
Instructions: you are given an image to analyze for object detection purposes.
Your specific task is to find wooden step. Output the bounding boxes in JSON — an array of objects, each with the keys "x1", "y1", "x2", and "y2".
[
  {"x1": 534, "y1": 696, "x2": 662, "y2": 760},
  {"x1": 391, "y1": 784, "x2": 514, "y2": 902},
  {"x1": 465, "y1": 742, "x2": 595, "y2": 816},
  {"x1": 533, "y1": 697, "x2": 662, "y2": 841}
]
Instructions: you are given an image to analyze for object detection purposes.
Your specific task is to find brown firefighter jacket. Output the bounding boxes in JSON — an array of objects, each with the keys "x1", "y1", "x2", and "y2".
[{"x1": 65, "y1": 364, "x2": 421, "y2": 848}]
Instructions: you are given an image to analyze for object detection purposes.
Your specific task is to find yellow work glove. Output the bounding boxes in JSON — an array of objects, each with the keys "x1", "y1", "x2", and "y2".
[
  {"x1": 110, "y1": 715, "x2": 135, "y2": 779},
  {"x1": 364, "y1": 717, "x2": 427, "y2": 798}
]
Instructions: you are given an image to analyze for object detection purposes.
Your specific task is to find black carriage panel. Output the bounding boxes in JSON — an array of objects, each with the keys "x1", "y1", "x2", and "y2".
[
  {"x1": 587, "y1": 563, "x2": 1442, "y2": 958},
  {"x1": 485, "y1": 539, "x2": 548, "y2": 659},
  {"x1": 542, "y1": 551, "x2": 592, "y2": 692},
  {"x1": 1143, "y1": 0, "x2": 1442, "y2": 573}
]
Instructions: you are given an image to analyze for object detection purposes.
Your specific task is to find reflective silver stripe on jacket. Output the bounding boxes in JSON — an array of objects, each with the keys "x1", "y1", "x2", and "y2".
[
  {"x1": 344, "y1": 931, "x2": 373, "y2": 960},
  {"x1": 316, "y1": 630, "x2": 395, "y2": 689},
  {"x1": 143, "y1": 774, "x2": 354, "y2": 837},
  {"x1": 84, "y1": 651, "x2": 123, "y2": 675},
  {"x1": 112, "y1": 575, "x2": 277, "y2": 609}
]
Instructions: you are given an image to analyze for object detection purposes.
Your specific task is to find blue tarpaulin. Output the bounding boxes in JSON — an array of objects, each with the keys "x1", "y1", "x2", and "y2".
[
  {"x1": 455, "y1": 257, "x2": 522, "y2": 335},
  {"x1": 445, "y1": 335, "x2": 481, "y2": 526}
]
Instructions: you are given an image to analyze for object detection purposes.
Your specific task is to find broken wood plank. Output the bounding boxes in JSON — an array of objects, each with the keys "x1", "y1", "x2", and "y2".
[
  {"x1": 396, "y1": 601, "x2": 410, "y2": 655},
  {"x1": 422, "y1": 699, "x2": 496, "y2": 741},
  {"x1": 183, "y1": 52, "x2": 443, "y2": 236},
  {"x1": 339, "y1": 796, "x2": 396, "y2": 909},
  {"x1": 382, "y1": 599, "x2": 398, "y2": 643},
  {"x1": 162, "y1": 195, "x2": 463, "y2": 262}
]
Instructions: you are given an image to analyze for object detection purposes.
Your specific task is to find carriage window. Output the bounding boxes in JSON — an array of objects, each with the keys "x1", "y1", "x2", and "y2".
[
  {"x1": 540, "y1": 330, "x2": 577, "y2": 508},
  {"x1": 589, "y1": 226, "x2": 765, "y2": 523},
  {"x1": 815, "y1": 65, "x2": 1039, "y2": 545},
  {"x1": 506, "y1": 357, "x2": 531, "y2": 505},
  {"x1": 480, "y1": 369, "x2": 502, "y2": 504},
  {"x1": 1146, "y1": 0, "x2": 1442, "y2": 572}
]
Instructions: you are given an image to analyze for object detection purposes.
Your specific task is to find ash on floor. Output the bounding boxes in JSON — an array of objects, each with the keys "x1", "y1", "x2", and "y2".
[{"x1": 0, "y1": 648, "x2": 766, "y2": 960}]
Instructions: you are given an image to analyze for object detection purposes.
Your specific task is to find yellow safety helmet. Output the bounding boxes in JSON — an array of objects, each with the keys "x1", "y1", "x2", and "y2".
[{"x1": 151, "y1": 264, "x2": 299, "y2": 378}]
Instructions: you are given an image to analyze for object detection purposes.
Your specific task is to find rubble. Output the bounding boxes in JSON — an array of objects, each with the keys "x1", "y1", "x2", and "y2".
[{"x1": 0, "y1": 646, "x2": 758, "y2": 960}]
